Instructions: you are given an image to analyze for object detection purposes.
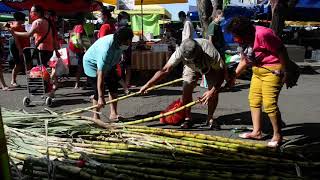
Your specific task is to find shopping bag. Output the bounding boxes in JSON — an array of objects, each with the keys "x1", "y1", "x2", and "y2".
[
  {"x1": 200, "y1": 75, "x2": 208, "y2": 88},
  {"x1": 160, "y1": 99, "x2": 186, "y2": 125},
  {"x1": 285, "y1": 60, "x2": 300, "y2": 89},
  {"x1": 55, "y1": 58, "x2": 69, "y2": 76},
  {"x1": 48, "y1": 48, "x2": 70, "y2": 68},
  {"x1": 29, "y1": 65, "x2": 50, "y2": 81}
]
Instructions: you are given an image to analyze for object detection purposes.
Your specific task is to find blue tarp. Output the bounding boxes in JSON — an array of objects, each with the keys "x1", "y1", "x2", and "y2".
[
  {"x1": 288, "y1": 0, "x2": 320, "y2": 21},
  {"x1": 0, "y1": 2, "x2": 17, "y2": 13},
  {"x1": 188, "y1": 0, "x2": 320, "y2": 43}
]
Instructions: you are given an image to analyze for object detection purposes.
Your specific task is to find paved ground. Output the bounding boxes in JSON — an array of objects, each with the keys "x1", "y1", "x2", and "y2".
[{"x1": 1, "y1": 69, "x2": 320, "y2": 149}]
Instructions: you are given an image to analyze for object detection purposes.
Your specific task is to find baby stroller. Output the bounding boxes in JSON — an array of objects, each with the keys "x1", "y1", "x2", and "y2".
[{"x1": 22, "y1": 47, "x2": 54, "y2": 107}]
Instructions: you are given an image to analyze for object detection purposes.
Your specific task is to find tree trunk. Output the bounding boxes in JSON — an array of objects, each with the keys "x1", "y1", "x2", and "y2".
[
  {"x1": 196, "y1": 0, "x2": 213, "y2": 37},
  {"x1": 270, "y1": 0, "x2": 287, "y2": 37},
  {"x1": 270, "y1": 0, "x2": 299, "y2": 37}
]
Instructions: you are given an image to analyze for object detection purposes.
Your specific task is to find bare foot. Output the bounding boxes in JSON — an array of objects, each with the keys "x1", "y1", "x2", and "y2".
[
  {"x1": 239, "y1": 131, "x2": 263, "y2": 140},
  {"x1": 1, "y1": 86, "x2": 13, "y2": 91}
]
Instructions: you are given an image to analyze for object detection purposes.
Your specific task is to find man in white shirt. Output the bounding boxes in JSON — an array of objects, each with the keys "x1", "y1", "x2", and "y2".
[
  {"x1": 139, "y1": 38, "x2": 225, "y2": 130},
  {"x1": 178, "y1": 11, "x2": 195, "y2": 41}
]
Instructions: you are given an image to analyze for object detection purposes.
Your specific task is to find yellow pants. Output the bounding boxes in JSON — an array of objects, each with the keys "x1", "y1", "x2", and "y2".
[{"x1": 249, "y1": 65, "x2": 282, "y2": 117}]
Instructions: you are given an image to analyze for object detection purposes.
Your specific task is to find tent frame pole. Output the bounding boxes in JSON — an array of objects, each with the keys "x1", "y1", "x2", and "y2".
[{"x1": 141, "y1": 0, "x2": 144, "y2": 41}]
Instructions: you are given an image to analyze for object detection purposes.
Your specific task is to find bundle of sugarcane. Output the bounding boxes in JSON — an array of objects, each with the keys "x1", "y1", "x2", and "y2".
[{"x1": 2, "y1": 108, "x2": 320, "y2": 179}]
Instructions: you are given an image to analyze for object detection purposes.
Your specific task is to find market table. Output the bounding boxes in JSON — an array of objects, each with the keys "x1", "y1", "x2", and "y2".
[{"x1": 131, "y1": 50, "x2": 170, "y2": 70}]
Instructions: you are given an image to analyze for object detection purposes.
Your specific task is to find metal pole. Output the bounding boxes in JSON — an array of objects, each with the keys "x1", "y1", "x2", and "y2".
[{"x1": 141, "y1": 0, "x2": 144, "y2": 41}]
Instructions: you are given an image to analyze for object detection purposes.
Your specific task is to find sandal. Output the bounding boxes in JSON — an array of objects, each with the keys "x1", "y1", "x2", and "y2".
[
  {"x1": 180, "y1": 118, "x2": 193, "y2": 129},
  {"x1": 207, "y1": 119, "x2": 221, "y2": 130},
  {"x1": 1, "y1": 87, "x2": 13, "y2": 91},
  {"x1": 11, "y1": 83, "x2": 20, "y2": 88},
  {"x1": 109, "y1": 115, "x2": 125, "y2": 122},
  {"x1": 267, "y1": 138, "x2": 283, "y2": 148},
  {"x1": 124, "y1": 89, "x2": 131, "y2": 95},
  {"x1": 239, "y1": 132, "x2": 263, "y2": 140}
]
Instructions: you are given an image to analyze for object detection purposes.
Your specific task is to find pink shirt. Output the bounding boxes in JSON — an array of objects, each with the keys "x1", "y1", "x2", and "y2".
[
  {"x1": 32, "y1": 18, "x2": 54, "y2": 51},
  {"x1": 253, "y1": 26, "x2": 282, "y2": 66}
]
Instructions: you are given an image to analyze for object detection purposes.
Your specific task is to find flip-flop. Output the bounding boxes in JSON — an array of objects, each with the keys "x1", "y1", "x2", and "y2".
[
  {"x1": 11, "y1": 83, "x2": 20, "y2": 88},
  {"x1": 267, "y1": 141, "x2": 281, "y2": 148},
  {"x1": 109, "y1": 115, "x2": 125, "y2": 122},
  {"x1": 207, "y1": 119, "x2": 221, "y2": 130},
  {"x1": 180, "y1": 118, "x2": 193, "y2": 129},
  {"x1": 1, "y1": 87, "x2": 13, "y2": 91},
  {"x1": 267, "y1": 139, "x2": 282, "y2": 148},
  {"x1": 239, "y1": 132, "x2": 263, "y2": 140}
]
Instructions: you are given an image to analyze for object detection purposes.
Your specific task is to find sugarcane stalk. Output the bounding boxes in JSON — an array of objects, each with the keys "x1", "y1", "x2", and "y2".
[
  {"x1": 63, "y1": 78, "x2": 183, "y2": 116},
  {"x1": 124, "y1": 100, "x2": 201, "y2": 125},
  {"x1": 0, "y1": 109, "x2": 11, "y2": 180},
  {"x1": 124, "y1": 125, "x2": 267, "y2": 148}
]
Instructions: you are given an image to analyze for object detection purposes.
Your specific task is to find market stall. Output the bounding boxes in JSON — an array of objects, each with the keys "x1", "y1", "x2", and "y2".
[
  {"x1": 114, "y1": 5, "x2": 172, "y2": 71},
  {"x1": 100, "y1": 0, "x2": 186, "y2": 72}
]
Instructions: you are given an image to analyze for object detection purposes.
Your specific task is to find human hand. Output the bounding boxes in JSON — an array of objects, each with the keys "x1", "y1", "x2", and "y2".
[
  {"x1": 97, "y1": 97, "x2": 106, "y2": 108},
  {"x1": 281, "y1": 71, "x2": 288, "y2": 86},
  {"x1": 139, "y1": 84, "x2": 151, "y2": 94},
  {"x1": 225, "y1": 75, "x2": 236, "y2": 88},
  {"x1": 200, "y1": 90, "x2": 217, "y2": 105}
]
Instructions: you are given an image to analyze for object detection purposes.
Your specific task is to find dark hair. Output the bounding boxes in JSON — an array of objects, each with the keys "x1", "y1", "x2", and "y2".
[
  {"x1": 212, "y1": 9, "x2": 223, "y2": 18},
  {"x1": 32, "y1": 5, "x2": 45, "y2": 17},
  {"x1": 226, "y1": 16, "x2": 255, "y2": 37},
  {"x1": 117, "y1": 11, "x2": 130, "y2": 22},
  {"x1": 101, "y1": 8, "x2": 111, "y2": 18},
  {"x1": 178, "y1": 11, "x2": 186, "y2": 18},
  {"x1": 114, "y1": 27, "x2": 133, "y2": 43},
  {"x1": 13, "y1": 12, "x2": 26, "y2": 21},
  {"x1": 48, "y1": 10, "x2": 56, "y2": 17}
]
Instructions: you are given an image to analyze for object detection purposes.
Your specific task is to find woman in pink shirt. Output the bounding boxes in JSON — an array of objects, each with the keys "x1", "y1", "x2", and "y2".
[
  {"x1": 12, "y1": 5, "x2": 58, "y2": 65},
  {"x1": 11, "y1": 5, "x2": 60, "y2": 91},
  {"x1": 227, "y1": 17, "x2": 291, "y2": 147}
]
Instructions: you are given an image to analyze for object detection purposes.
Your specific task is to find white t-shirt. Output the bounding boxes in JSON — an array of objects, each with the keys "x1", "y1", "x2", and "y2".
[
  {"x1": 182, "y1": 19, "x2": 195, "y2": 41},
  {"x1": 167, "y1": 38, "x2": 224, "y2": 73}
]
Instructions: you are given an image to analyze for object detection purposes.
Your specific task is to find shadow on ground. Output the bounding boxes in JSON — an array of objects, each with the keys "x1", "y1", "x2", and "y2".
[
  {"x1": 51, "y1": 98, "x2": 90, "y2": 108},
  {"x1": 281, "y1": 123, "x2": 320, "y2": 160}
]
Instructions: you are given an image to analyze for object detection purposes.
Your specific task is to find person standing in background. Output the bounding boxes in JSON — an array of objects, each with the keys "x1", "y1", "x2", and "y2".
[
  {"x1": 10, "y1": 5, "x2": 58, "y2": 95},
  {"x1": 207, "y1": 9, "x2": 226, "y2": 61},
  {"x1": 178, "y1": 11, "x2": 195, "y2": 41},
  {"x1": 8, "y1": 12, "x2": 30, "y2": 88},
  {"x1": 117, "y1": 11, "x2": 133, "y2": 88},
  {"x1": 70, "y1": 15, "x2": 87, "y2": 89},
  {"x1": 0, "y1": 37, "x2": 10, "y2": 91}
]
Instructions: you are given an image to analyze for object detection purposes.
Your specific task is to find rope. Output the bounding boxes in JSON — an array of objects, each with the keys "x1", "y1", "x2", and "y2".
[{"x1": 63, "y1": 78, "x2": 183, "y2": 116}]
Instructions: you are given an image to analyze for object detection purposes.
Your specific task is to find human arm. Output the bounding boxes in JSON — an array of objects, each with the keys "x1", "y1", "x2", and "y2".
[
  {"x1": 225, "y1": 56, "x2": 248, "y2": 88},
  {"x1": 96, "y1": 70, "x2": 106, "y2": 108},
  {"x1": 184, "y1": 21, "x2": 193, "y2": 39},
  {"x1": 11, "y1": 22, "x2": 36, "y2": 38},
  {"x1": 277, "y1": 45, "x2": 291, "y2": 84},
  {"x1": 139, "y1": 49, "x2": 183, "y2": 93},
  {"x1": 200, "y1": 70, "x2": 225, "y2": 105},
  {"x1": 139, "y1": 63, "x2": 174, "y2": 94}
]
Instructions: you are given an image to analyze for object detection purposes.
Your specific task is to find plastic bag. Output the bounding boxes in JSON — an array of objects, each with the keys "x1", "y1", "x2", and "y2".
[
  {"x1": 55, "y1": 58, "x2": 69, "y2": 77},
  {"x1": 29, "y1": 65, "x2": 50, "y2": 81},
  {"x1": 160, "y1": 99, "x2": 186, "y2": 125},
  {"x1": 48, "y1": 48, "x2": 70, "y2": 68}
]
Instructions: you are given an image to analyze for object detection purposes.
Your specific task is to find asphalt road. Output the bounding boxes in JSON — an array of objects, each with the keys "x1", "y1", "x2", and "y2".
[{"x1": 1, "y1": 70, "x2": 320, "y2": 147}]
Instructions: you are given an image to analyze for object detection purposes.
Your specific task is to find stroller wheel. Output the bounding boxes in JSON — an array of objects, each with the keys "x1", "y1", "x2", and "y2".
[
  {"x1": 45, "y1": 97, "x2": 53, "y2": 107},
  {"x1": 23, "y1": 97, "x2": 31, "y2": 107}
]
